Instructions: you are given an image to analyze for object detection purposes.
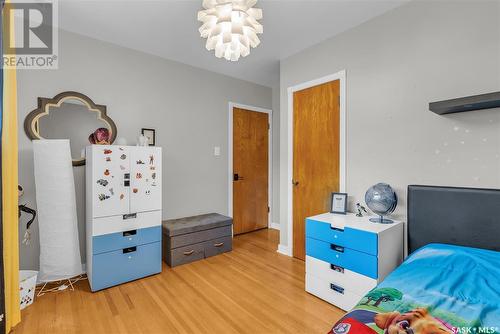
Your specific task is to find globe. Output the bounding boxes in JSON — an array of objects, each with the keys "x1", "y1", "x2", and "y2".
[{"x1": 365, "y1": 183, "x2": 397, "y2": 224}]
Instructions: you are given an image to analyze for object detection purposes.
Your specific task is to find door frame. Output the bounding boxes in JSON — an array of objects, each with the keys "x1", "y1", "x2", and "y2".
[
  {"x1": 285, "y1": 70, "x2": 347, "y2": 257},
  {"x1": 228, "y1": 102, "x2": 273, "y2": 229}
]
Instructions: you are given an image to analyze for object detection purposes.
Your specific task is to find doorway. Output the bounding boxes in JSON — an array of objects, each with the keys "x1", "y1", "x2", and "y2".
[
  {"x1": 287, "y1": 71, "x2": 346, "y2": 260},
  {"x1": 228, "y1": 103, "x2": 272, "y2": 235}
]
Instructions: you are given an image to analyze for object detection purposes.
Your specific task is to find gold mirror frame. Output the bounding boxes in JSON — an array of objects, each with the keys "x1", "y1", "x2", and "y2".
[{"x1": 24, "y1": 91, "x2": 117, "y2": 166}]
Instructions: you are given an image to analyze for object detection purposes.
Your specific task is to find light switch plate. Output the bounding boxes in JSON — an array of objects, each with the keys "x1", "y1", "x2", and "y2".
[{"x1": 214, "y1": 146, "x2": 221, "y2": 156}]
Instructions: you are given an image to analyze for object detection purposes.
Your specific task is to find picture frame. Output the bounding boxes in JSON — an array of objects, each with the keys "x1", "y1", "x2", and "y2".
[
  {"x1": 141, "y1": 128, "x2": 155, "y2": 146},
  {"x1": 330, "y1": 192, "x2": 348, "y2": 214}
]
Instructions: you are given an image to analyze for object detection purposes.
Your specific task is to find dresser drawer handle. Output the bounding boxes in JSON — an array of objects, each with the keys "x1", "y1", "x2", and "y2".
[
  {"x1": 213, "y1": 242, "x2": 224, "y2": 247},
  {"x1": 330, "y1": 264, "x2": 344, "y2": 273},
  {"x1": 330, "y1": 244, "x2": 345, "y2": 253},
  {"x1": 330, "y1": 226, "x2": 344, "y2": 232},
  {"x1": 123, "y1": 246, "x2": 136, "y2": 254},
  {"x1": 123, "y1": 213, "x2": 137, "y2": 220},
  {"x1": 183, "y1": 250, "x2": 195, "y2": 256},
  {"x1": 330, "y1": 283, "x2": 345, "y2": 294},
  {"x1": 123, "y1": 230, "x2": 137, "y2": 237}
]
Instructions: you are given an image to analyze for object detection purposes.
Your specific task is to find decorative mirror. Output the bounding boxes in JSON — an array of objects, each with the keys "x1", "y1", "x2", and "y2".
[{"x1": 24, "y1": 91, "x2": 117, "y2": 166}]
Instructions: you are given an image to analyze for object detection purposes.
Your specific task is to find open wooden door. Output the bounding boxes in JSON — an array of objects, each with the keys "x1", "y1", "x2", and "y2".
[
  {"x1": 233, "y1": 107, "x2": 269, "y2": 235},
  {"x1": 293, "y1": 80, "x2": 341, "y2": 260}
]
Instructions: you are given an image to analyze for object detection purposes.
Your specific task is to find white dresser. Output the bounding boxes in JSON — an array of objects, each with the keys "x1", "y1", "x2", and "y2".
[
  {"x1": 305, "y1": 213, "x2": 403, "y2": 311},
  {"x1": 86, "y1": 145, "x2": 162, "y2": 291}
]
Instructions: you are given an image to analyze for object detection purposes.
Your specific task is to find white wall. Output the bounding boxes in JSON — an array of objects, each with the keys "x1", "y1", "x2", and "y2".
[
  {"x1": 271, "y1": 77, "x2": 280, "y2": 226},
  {"x1": 18, "y1": 29, "x2": 272, "y2": 270},
  {"x1": 279, "y1": 0, "x2": 500, "y2": 249}
]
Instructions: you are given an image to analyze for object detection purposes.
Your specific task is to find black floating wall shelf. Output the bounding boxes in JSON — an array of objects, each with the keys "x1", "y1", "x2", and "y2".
[{"x1": 429, "y1": 91, "x2": 500, "y2": 115}]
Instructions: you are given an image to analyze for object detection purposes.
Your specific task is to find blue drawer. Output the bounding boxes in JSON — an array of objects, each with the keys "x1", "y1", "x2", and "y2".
[
  {"x1": 91, "y1": 241, "x2": 161, "y2": 291},
  {"x1": 93, "y1": 226, "x2": 161, "y2": 255},
  {"x1": 306, "y1": 237, "x2": 378, "y2": 279},
  {"x1": 306, "y1": 219, "x2": 378, "y2": 255}
]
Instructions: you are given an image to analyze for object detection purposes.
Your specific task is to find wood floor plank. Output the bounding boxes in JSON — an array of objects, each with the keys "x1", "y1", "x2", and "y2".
[{"x1": 13, "y1": 229, "x2": 345, "y2": 334}]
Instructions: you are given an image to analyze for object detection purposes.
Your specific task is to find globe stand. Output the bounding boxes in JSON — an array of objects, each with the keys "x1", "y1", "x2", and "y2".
[{"x1": 369, "y1": 215, "x2": 394, "y2": 224}]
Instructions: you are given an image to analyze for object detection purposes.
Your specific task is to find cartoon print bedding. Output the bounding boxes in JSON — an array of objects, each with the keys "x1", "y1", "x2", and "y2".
[{"x1": 330, "y1": 244, "x2": 500, "y2": 334}]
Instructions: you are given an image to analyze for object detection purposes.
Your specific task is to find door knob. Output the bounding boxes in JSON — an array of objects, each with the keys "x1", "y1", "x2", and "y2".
[
  {"x1": 292, "y1": 179, "x2": 299, "y2": 186},
  {"x1": 233, "y1": 173, "x2": 245, "y2": 181}
]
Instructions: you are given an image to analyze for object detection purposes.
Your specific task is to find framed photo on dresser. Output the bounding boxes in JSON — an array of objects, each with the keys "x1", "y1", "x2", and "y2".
[
  {"x1": 141, "y1": 128, "x2": 156, "y2": 146},
  {"x1": 330, "y1": 192, "x2": 348, "y2": 214}
]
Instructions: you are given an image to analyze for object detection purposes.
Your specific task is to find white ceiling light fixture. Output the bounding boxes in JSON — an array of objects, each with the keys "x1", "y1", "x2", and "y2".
[{"x1": 197, "y1": 0, "x2": 263, "y2": 61}]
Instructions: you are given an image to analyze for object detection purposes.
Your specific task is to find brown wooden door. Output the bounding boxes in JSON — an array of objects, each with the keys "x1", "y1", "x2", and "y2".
[
  {"x1": 293, "y1": 80, "x2": 340, "y2": 260},
  {"x1": 233, "y1": 107, "x2": 269, "y2": 235}
]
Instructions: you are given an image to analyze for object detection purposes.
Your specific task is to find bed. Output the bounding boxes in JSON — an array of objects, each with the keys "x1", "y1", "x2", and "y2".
[{"x1": 329, "y1": 185, "x2": 500, "y2": 334}]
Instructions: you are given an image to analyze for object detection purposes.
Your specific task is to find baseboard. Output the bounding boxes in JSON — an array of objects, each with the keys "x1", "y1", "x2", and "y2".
[
  {"x1": 277, "y1": 244, "x2": 291, "y2": 256},
  {"x1": 269, "y1": 222, "x2": 280, "y2": 230}
]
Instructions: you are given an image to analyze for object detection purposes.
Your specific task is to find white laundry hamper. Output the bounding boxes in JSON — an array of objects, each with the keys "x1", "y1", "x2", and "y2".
[{"x1": 19, "y1": 270, "x2": 38, "y2": 310}]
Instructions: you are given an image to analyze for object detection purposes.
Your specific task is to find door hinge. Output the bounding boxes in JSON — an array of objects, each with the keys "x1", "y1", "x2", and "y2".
[{"x1": 267, "y1": 206, "x2": 270, "y2": 213}]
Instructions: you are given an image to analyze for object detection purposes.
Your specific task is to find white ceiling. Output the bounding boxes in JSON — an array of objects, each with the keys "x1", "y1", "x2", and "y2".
[{"x1": 58, "y1": 0, "x2": 407, "y2": 87}]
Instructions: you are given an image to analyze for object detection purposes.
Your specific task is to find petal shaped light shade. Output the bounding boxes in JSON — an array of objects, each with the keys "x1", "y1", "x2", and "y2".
[{"x1": 197, "y1": 0, "x2": 263, "y2": 61}]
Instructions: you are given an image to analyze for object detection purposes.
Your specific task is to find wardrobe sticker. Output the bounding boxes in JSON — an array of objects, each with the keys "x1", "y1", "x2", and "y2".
[
  {"x1": 98, "y1": 194, "x2": 110, "y2": 201},
  {"x1": 96, "y1": 179, "x2": 108, "y2": 187}
]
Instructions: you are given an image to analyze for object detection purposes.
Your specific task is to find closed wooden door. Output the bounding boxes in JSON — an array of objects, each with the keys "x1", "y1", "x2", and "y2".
[
  {"x1": 233, "y1": 107, "x2": 269, "y2": 235},
  {"x1": 293, "y1": 80, "x2": 340, "y2": 260}
]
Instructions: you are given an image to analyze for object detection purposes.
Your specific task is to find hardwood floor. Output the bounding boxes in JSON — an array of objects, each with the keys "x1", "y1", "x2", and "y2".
[{"x1": 13, "y1": 229, "x2": 345, "y2": 334}]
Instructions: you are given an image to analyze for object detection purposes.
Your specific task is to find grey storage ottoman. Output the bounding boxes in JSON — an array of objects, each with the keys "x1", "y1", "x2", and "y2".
[{"x1": 162, "y1": 213, "x2": 233, "y2": 267}]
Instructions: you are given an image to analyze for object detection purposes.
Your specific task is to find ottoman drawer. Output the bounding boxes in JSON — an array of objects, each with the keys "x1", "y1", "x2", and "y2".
[
  {"x1": 166, "y1": 242, "x2": 205, "y2": 267},
  {"x1": 167, "y1": 225, "x2": 231, "y2": 249},
  {"x1": 204, "y1": 236, "x2": 232, "y2": 258},
  {"x1": 162, "y1": 213, "x2": 233, "y2": 267}
]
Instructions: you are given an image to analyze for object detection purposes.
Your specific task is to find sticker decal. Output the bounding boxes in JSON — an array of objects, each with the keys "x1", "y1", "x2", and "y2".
[
  {"x1": 133, "y1": 188, "x2": 138, "y2": 193},
  {"x1": 136, "y1": 173, "x2": 142, "y2": 179},
  {"x1": 109, "y1": 188, "x2": 114, "y2": 195},
  {"x1": 119, "y1": 147, "x2": 124, "y2": 151},
  {"x1": 98, "y1": 194, "x2": 110, "y2": 201},
  {"x1": 149, "y1": 155, "x2": 154, "y2": 165},
  {"x1": 120, "y1": 165, "x2": 126, "y2": 170},
  {"x1": 136, "y1": 160, "x2": 145, "y2": 164},
  {"x1": 145, "y1": 190, "x2": 151, "y2": 195},
  {"x1": 104, "y1": 149, "x2": 112, "y2": 154},
  {"x1": 150, "y1": 166, "x2": 156, "y2": 171},
  {"x1": 121, "y1": 154, "x2": 127, "y2": 160},
  {"x1": 104, "y1": 169, "x2": 110, "y2": 176},
  {"x1": 105, "y1": 157, "x2": 111, "y2": 162},
  {"x1": 152, "y1": 182, "x2": 157, "y2": 186},
  {"x1": 96, "y1": 179, "x2": 108, "y2": 187},
  {"x1": 152, "y1": 173, "x2": 156, "y2": 180},
  {"x1": 120, "y1": 194, "x2": 124, "y2": 200}
]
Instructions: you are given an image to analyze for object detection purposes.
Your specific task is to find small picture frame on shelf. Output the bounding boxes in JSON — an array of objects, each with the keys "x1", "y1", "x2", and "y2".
[
  {"x1": 141, "y1": 128, "x2": 155, "y2": 146},
  {"x1": 330, "y1": 192, "x2": 348, "y2": 214}
]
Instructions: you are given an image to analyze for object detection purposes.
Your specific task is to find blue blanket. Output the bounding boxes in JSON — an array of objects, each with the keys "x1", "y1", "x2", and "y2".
[{"x1": 330, "y1": 243, "x2": 500, "y2": 334}]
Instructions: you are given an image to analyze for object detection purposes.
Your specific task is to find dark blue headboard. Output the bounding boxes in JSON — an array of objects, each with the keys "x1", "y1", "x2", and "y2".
[{"x1": 407, "y1": 185, "x2": 500, "y2": 253}]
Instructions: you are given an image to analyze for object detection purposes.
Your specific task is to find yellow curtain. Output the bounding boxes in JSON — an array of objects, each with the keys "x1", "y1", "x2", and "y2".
[{"x1": 2, "y1": 0, "x2": 21, "y2": 331}]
